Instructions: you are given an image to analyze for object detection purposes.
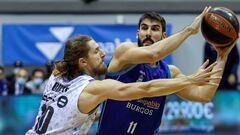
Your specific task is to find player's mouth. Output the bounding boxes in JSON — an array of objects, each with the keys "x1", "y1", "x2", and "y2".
[
  {"x1": 143, "y1": 38, "x2": 154, "y2": 45},
  {"x1": 143, "y1": 40, "x2": 154, "y2": 46}
]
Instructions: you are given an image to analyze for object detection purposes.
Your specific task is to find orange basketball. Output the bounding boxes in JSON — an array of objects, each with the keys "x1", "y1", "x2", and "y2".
[{"x1": 201, "y1": 7, "x2": 239, "y2": 47}]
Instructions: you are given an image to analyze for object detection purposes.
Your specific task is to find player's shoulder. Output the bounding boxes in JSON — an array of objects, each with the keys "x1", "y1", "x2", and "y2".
[
  {"x1": 118, "y1": 41, "x2": 136, "y2": 48},
  {"x1": 112, "y1": 42, "x2": 137, "y2": 63},
  {"x1": 74, "y1": 75, "x2": 94, "y2": 83},
  {"x1": 115, "y1": 42, "x2": 136, "y2": 53}
]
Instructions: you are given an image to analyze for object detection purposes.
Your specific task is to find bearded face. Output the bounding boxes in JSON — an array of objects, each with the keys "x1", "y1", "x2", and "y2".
[
  {"x1": 84, "y1": 40, "x2": 107, "y2": 77},
  {"x1": 137, "y1": 18, "x2": 164, "y2": 47}
]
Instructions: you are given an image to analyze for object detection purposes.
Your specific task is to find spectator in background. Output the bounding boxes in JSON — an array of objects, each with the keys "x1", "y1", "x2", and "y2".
[
  {"x1": 26, "y1": 68, "x2": 45, "y2": 95},
  {"x1": 6, "y1": 60, "x2": 24, "y2": 83},
  {"x1": 8, "y1": 68, "x2": 31, "y2": 95},
  {"x1": 0, "y1": 66, "x2": 8, "y2": 96},
  {"x1": 204, "y1": 42, "x2": 239, "y2": 90}
]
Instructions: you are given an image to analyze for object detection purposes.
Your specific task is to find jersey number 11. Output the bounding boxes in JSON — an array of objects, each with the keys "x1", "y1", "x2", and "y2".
[{"x1": 127, "y1": 121, "x2": 138, "y2": 134}]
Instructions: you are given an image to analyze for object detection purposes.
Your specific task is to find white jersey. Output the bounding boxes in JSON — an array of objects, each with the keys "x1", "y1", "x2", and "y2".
[{"x1": 26, "y1": 74, "x2": 95, "y2": 135}]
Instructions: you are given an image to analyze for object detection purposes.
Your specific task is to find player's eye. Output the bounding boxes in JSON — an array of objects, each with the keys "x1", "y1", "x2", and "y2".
[
  {"x1": 152, "y1": 26, "x2": 160, "y2": 31},
  {"x1": 141, "y1": 25, "x2": 148, "y2": 30}
]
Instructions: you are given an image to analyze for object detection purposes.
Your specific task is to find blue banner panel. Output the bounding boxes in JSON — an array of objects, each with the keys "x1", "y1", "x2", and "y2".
[{"x1": 2, "y1": 24, "x2": 172, "y2": 65}]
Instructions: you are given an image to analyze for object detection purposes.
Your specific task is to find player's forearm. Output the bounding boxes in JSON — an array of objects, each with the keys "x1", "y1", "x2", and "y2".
[
  {"x1": 139, "y1": 76, "x2": 193, "y2": 97},
  {"x1": 149, "y1": 27, "x2": 193, "y2": 60},
  {"x1": 110, "y1": 76, "x2": 193, "y2": 101},
  {"x1": 187, "y1": 56, "x2": 227, "y2": 102}
]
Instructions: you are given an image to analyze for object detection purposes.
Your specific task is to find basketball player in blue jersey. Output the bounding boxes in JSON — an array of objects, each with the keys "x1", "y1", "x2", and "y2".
[{"x1": 97, "y1": 7, "x2": 239, "y2": 135}]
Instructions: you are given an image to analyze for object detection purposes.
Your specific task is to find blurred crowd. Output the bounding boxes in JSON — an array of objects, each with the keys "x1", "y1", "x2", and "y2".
[{"x1": 0, "y1": 60, "x2": 54, "y2": 96}]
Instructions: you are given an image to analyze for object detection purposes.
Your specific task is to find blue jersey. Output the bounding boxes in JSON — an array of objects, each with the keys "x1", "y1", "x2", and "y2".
[{"x1": 97, "y1": 61, "x2": 170, "y2": 135}]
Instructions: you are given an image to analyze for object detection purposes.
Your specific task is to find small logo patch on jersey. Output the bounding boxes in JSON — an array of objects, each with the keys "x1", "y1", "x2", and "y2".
[{"x1": 57, "y1": 96, "x2": 68, "y2": 108}]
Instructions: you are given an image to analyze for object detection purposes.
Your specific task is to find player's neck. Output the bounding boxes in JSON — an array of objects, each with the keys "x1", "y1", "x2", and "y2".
[{"x1": 149, "y1": 62, "x2": 157, "y2": 67}]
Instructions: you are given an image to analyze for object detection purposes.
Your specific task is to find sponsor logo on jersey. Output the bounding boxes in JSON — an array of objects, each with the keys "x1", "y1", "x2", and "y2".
[
  {"x1": 52, "y1": 82, "x2": 69, "y2": 93},
  {"x1": 42, "y1": 94, "x2": 56, "y2": 102},
  {"x1": 137, "y1": 99, "x2": 160, "y2": 109}
]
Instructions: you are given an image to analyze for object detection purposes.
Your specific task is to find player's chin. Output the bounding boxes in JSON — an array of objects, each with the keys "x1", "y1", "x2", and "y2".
[
  {"x1": 99, "y1": 64, "x2": 107, "y2": 74},
  {"x1": 98, "y1": 67, "x2": 107, "y2": 75}
]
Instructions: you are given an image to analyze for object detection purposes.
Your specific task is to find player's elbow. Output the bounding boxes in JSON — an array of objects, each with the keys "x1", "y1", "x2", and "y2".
[
  {"x1": 199, "y1": 99, "x2": 211, "y2": 103},
  {"x1": 199, "y1": 92, "x2": 216, "y2": 103},
  {"x1": 193, "y1": 97, "x2": 212, "y2": 103},
  {"x1": 202, "y1": 97, "x2": 214, "y2": 103}
]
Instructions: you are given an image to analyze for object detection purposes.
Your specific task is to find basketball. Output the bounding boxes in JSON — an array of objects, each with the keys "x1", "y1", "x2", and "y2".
[{"x1": 201, "y1": 7, "x2": 239, "y2": 47}]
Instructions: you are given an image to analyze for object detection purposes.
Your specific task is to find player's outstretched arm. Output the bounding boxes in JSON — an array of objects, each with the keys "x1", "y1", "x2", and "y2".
[
  {"x1": 175, "y1": 39, "x2": 238, "y2": 103},
  {"x1": 109, "y1": 6, "x2": 211, "y2": 71},
  {"x1": 78, "y1": 65, "x2": 221, "y2": 113}
]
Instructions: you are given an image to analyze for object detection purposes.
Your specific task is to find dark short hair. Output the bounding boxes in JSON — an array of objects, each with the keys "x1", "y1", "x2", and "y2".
[
  {"x1": 138, "y1": 12, "x2": 166, "y2": 32},
  {"x1": 14, "y1": 60, "x2": 23, "y2": 67},
  {"x1": 53, "y1": 35, "x2": 92, "y2": 80},
  {"x1": 31, "y1": 68, "x2": 45, "y2": 77}
]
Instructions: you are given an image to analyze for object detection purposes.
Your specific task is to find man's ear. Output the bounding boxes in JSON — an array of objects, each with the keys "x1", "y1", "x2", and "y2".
[
  {"x1": 78, "y1": 58, "x2": 87, "y2": 68},
  {"x1": 136, "y1": 30, "x2": 139, "y2": 39},
  {"x1": 162, "y1": 32, "x2": 167, "y2": 39}
]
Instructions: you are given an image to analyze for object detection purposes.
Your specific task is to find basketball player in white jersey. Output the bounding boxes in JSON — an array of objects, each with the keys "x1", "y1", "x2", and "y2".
[{"x1": 26, "y1": 35, "x2": 222, "y2": 135}]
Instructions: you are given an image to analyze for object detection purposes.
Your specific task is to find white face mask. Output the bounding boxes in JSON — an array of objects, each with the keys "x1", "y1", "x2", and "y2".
[
  {"x1": 16, "y1": 77, "x2": 26, "y2": 85},
  {"x1": 33, "y1": 78, "x2": 43, "y2": 87}
]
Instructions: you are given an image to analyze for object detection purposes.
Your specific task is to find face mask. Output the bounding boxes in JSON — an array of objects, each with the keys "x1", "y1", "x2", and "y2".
[
  {"x1": 13, "y1": 68, "x2": 20, "y2": 75},
  {"x1": 16, "y1": 77, "x2": 26, "y2": 85},
  {"x1": 33, "y1": 78, "x2": 43, "y2": 87}
]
